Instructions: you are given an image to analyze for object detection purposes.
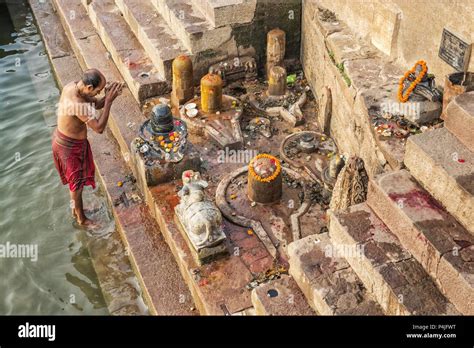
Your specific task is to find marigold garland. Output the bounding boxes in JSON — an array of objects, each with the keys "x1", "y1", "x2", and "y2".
[
  {"x1": 398, "y1": 60, "x2": 428, "y2": 103},
  {"x1": 249, "y1": 154, "x2": 281, "y2": 183}
]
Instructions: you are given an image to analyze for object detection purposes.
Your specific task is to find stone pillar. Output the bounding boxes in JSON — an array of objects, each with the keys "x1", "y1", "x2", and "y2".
[
  {"x1": 171, "y1": 55, "x2": 194, "y2": 109},
  {"x1": 267, "y1": 66, "x2": 287, "y2": 96},
  {"x1": 200, "y1": 73, "x2": 223, "y2": 113},
  {"x1": 266, "y1": 28, "x2": 286, "y2": 78}
]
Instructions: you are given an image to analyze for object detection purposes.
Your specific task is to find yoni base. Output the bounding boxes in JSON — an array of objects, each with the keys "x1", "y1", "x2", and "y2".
[
  {"x1": 131, "y1": 142, "x2": 201, "y2": 193},
  {"x1": 173, "y1": 214, "x2": 229, "y2": 266}
]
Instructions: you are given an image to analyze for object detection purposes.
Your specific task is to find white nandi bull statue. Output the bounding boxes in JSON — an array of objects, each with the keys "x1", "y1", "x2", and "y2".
[{"x1": 175, "y1": 170, "x2": 225, "y2": 249}]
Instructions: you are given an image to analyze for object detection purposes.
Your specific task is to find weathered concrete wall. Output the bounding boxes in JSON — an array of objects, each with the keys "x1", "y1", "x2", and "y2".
[{"x1": 311, "y1": 0, "x2": 474, "y2": 82}]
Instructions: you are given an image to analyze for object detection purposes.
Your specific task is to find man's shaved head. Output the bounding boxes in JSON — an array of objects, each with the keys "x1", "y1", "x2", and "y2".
[{"x1": 82, "y1": 69, "x2": 105, "y2": 88}]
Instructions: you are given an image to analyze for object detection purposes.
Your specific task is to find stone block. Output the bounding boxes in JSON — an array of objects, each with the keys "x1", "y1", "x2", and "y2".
[
  {"x1": 445, "y1": 91, "x2": 474, "y2": 152},
  {"x1": 251, "y1": 275, "x2": 315, "y2": 315},
  {"x1": 87, "y1": 0, "x2": 170, "y2": 102},
  {"x1": 404, "y1": 128, "x2": 474, "y2": 235},
  {"x1": 115, "y1": 0, "x2": 189, "y2": 80},
  {"x1": 288, "y1": 234, "x2": 383, "y2": 315},
  {"x1": 367, "y1": 169, "x2": 474, "y2": 314},
  {"x1": 370, "y1": 2, "x2": 401, "y2": 57},
  {"x1": 329, "y1": 203, "x2": 458, "y2": 315},
  {"x1": 193, "y1": 0, "x2": 257, "y2": 28}
]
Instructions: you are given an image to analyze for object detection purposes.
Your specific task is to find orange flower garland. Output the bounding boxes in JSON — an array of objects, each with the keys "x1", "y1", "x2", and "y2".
[
  {"x1": 398, "y1": 60, "x2": 427, "y2": 103},
  {"x1": 249, "y1": 154, "x2": 281, "y2": 183}
]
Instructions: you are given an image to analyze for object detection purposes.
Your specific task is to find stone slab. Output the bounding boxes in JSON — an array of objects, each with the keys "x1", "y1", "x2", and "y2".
[
  {"x1": 329, "y1": 203, "x2": 458, "y2": 315},
  {"x1": 115, "y1": 0, "x2": 189, "y2": 80},
  {"x1": 367, "y1": 169, "x2": 474, "y2": 314},
  {"x1": 288, "y1": 234, "x2": 384, "y2": 315},
  {"x1": 86, "y1": 0, "x2": 169, "y2": 103},
  {"x1": 29, "y1": 0, "x2": 73, "y2": 59},
  {"x1": 153, "y1": 0, "x2": 234, "y2": 55},
  {"x1": 251, "y1": 275, "x2": 316, "y2": 316},
  {"x1": 404, "y1": 127, "x2": 474, "y2": 235},
  {"x1": 445, "y1": 91, "x2": 474, "y2": 152},
  {"x1": 193, "y1": 0, "x2": 257, "y2": 28},
  {"x1": 370, "y1": 2, "x2": 401, "y2": 57}
]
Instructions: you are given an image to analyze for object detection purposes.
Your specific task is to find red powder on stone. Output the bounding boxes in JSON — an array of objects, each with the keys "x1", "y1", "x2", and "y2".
[
  {"x1": 458, "y1": 159, "x2": 465, "y2": 163},
  {"x1": 388, "y1": 189, "x2": 444, "y2": 212}
]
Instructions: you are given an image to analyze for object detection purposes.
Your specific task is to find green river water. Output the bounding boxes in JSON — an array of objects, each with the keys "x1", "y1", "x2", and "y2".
[{"x1": 0, "y1": 1, "x2": 145, "y2": 315}]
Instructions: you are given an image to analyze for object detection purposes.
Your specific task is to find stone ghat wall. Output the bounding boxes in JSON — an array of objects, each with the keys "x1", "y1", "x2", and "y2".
[
  {"x1": 233, "y1": 0, "x2": 302, "y2": 73},
  {"x1": 310, "y1": 0, "x2": 474, "y2": 82},
  {"x1": 301, "y1": 0, "x2": 405, "y2": 177}
]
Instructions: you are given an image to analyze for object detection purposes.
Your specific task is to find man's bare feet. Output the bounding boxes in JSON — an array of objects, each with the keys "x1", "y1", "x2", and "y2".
[{"x1": 76, "y1": 217, "x2": 100, "y2": 229}]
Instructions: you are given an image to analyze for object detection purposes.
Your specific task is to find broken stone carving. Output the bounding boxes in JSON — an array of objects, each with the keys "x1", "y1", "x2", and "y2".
[
  {"x1": 329, "y1": 157, "x2": 368, "y2": 212},
  {"x1": 209, "y1": 56, "x2": 257, "y2": 85}
]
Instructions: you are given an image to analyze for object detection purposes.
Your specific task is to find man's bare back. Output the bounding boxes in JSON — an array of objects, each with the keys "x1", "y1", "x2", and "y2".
[{"x1": 57, "y1": 82, "x2": 91, "y2": 140}]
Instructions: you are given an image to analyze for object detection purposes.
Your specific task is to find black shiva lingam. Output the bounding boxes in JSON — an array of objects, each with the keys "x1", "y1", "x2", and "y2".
[{"x1": 135, "y1": 104, "x2": 188, "y2": 163}]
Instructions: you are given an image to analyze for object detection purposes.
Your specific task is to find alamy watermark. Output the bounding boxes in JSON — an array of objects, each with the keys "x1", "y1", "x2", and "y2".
[
  {"x1": 324, "y1": 243, "x2": 365, "y2": 259},
  {"x1": 0, "y1": 242, "x2": 38, "y2": 262},
  {"x1": 381, "y1": 100, "x2": 420, "y2": 118},
  {"x1": 217, "y1": 148, "x2": 259, "y2": 164}
]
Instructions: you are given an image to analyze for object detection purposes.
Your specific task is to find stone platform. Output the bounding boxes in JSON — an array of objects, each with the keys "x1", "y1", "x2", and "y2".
[
  {"x1": 404, "y1": 128, "x2": 474, "y2": 236},
  {"x1": 329, "y1": 203, "x2": 458, "y2": 315},
  {"x1": 367, "y1": 170, "x2": 474, "y2": 314},
  {"x1": 288, "y1": 234, "x2": 384, "y2": 315},
  {"x1": 251, "y1": 275, "x2": 315, "y2": 315}
]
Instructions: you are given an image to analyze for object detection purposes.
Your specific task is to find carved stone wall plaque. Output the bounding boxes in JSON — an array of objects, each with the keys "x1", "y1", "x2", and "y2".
[{"x1": 439, "y1": 28, "x2": 472, "y2": 71}]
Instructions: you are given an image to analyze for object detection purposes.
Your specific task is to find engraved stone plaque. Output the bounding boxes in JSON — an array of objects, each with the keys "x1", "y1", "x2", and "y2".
[{"x1": 439, "y1": 28, "x2": 472, "y2": 71}]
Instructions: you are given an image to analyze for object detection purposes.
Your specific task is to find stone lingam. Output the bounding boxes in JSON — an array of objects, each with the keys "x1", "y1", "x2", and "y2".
[
  {"x1": 131, "y1": 104, "x2": 201, "y2": 192},
  {"x1": 248, "y1": 28, "x2": 307, "y2": 127},
  {"x1": 249, "y1": 66, "x2": 307, "y2": 127},
  {"x1": 396, "y1": 60, "x2": 443, "y2": 124},
  {"x1": 180, "y1": 72, "x2": 244, "y2": 149},
  {"x1": 175, "y1": 170, "x2": 228, "y2": 265},
  {"x1": 248, "y1": 154, "x2": 282, "y2": 204},
  {"x1": 280, "y1": 131, "x2": 338, "y2": 190}
]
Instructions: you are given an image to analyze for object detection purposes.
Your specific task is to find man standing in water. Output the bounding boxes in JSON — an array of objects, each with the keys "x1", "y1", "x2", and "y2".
[{"x1": 52, "y1": 68, "x2": 122, "y2": 227}]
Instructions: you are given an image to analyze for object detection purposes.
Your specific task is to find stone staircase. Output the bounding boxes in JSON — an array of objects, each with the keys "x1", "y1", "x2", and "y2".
[
  {"x1": 35, "y1": 0, "x2": 473, "y2": 315},
  {"x1": 289, "y1": 93, "x2": 474, "y2": 315}
]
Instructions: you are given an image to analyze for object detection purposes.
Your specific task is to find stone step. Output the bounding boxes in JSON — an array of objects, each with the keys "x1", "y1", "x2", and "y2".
[
  {"x1": 287, "y1": 234, "x2": 384, "y2": 315},
  {"x1": 404, "y1": 127, "x2": 474, "y2": 236},
  {"x1": 329, "y1": 203, "x2": 458, "y2": 315},
  {"x1": 115, "y1": 0, "x2": 189, "y2": 81},
  {"x1": 36, "y1": 0, "x2": 196, "y2": 315},
  {"x1": 52, "y1": 0, "x2": 145, "y2": 158},
  {"x1": 445, "y1": 91, "x2": 474, "y2": 153},
  {"x1": 251, "y1": 275, "x2": 316, "y2": 315},
  {"x1": 367, "y1": 169, "x2": 474, "y2": 314},
  {"x1": 151, "y1": 0, "x2": 236, "y2": 57},
  {"x1": 192, "y1": 0, "x2": 257, "y2": 28},
  {"x1": 86, "y1": 0, "x2": 170, "y2": 103}
]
